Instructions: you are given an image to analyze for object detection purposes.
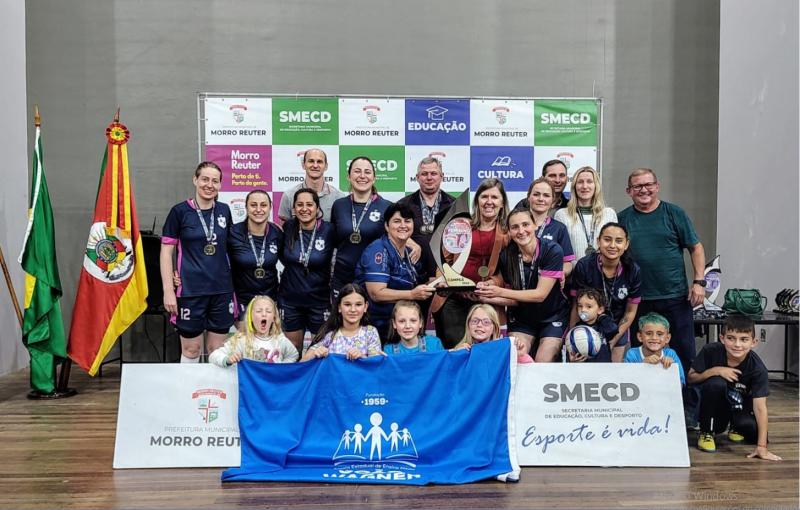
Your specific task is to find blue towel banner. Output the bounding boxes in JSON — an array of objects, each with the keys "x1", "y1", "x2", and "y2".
[{"x1": 222, "y1": 338, "x2": 520, "y2": 485}]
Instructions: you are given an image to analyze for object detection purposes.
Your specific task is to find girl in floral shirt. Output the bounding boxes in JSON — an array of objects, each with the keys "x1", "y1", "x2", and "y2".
[{"x1": 302, "y1": 283, "x2": 385, "y2": 361}]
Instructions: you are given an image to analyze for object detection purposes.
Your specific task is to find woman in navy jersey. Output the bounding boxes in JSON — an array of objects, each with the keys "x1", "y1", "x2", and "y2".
[
  {"x1": 278, "y1": 188, "x2": 336, "y2": 354},
  {"x1": 228, "y1": 190, "x2": 283, "y2": 323},
  {"x1": 475, "y1": 207, "x2": 568, "y2": 362},
  {"x1": 430, "y1": 178, "x2": 510, "y2": 347},
  {"x1": 355, "y1": 202, "x2": 433, "y2": 342},
  {"x1": 160, "y1": 161, "x2": 234, "y2": 363},
  {"x1": 570, "y1": 222, "x2": 642, "y2": 362},
  {"x1": 329, "y1": 156, "x2": 392, "y2": 299},
  {"x1": 525, "y1": 177, "x2": 576, "y2": 277}
]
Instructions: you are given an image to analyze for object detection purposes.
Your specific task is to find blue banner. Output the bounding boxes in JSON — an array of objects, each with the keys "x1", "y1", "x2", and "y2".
[{"x1": 222, "y1": 339, "x2": 520, "y2": 485}]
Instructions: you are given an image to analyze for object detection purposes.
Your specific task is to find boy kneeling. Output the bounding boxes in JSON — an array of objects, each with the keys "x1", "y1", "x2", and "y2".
[{"x1": 687, "y1": 315, "x2": 782, "y2": 461}]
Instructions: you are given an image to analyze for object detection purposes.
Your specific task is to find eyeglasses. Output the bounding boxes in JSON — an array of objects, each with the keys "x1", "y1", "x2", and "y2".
[
  {"x1": 469, "y1": 318, "x2": 494, "y2": 327},
  {"x1": 629, "y1": 182, "x2": 657, "y2": 192}
]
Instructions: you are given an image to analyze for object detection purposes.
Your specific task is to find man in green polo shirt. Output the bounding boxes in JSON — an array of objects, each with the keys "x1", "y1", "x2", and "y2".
[{"x1": 618, "y1": 168, "x2": 706, "y2": 424}]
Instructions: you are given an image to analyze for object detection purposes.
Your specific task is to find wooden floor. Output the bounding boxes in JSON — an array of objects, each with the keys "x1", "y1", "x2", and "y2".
[{"x1": 0, "y1": 365, "x2": 797, "y2": 510}]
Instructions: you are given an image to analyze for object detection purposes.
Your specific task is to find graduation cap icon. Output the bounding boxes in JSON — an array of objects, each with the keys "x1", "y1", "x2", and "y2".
[{"x1": 426, "y1": 105, "x2": 448, "y2": 121}]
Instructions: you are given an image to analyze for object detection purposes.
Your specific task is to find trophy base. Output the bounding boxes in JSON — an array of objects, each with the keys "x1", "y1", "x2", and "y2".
[{"x1": 435, "y1": 286, "x2": 476, "y2": 295}]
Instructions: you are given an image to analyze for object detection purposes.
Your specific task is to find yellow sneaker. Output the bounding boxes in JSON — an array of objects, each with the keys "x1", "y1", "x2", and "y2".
[
  {"x1": 697, "y1": 432, "x2": 716, "y2": 452},
  {"x1": 727, "y1": 429, "x2": 745, "y2": 443}
]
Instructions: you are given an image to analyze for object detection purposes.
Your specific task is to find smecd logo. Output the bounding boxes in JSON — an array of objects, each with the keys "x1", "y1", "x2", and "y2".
[{"x1": 279, "y1": 110, "x2": 332, "y2": 123}]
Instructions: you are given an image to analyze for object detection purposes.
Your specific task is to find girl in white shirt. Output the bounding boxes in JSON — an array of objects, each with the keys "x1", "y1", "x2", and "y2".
[{"x1": 209, "y1": 295, "x2": 298, "y2": 366}]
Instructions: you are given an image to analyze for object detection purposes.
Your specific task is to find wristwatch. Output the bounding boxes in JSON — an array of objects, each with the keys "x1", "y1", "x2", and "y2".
[{"x1": 692, "y1": 279, "x2": 707, "y2": 287}]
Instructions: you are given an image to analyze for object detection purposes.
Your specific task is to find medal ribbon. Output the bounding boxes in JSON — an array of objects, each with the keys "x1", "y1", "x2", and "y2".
[
  {"x1": 517, "y1": 243, "x2": 540, "y2": 291},
  {"x1": 194, "y1": 201, "x2": 216, "y2": 245},
  {"x1": 298, "y1": 220, "x2": 319, "y2": 270},
  {"x1": 350, "y1": 194, "x2": 376, "y2": 235},
  {"x1": 248, "y1": 225, "x2": 269, "y2": 269}
]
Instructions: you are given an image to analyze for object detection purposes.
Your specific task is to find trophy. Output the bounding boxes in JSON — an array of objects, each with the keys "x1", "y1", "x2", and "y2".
[
  {"x1": 429, "y1": 189, "x2": 477, "y2": 293},
  {"x1": 694, "y1": 255, "x2": 726, "y2": 319}
]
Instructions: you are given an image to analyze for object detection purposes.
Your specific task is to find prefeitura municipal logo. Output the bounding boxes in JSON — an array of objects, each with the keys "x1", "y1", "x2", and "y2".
[
  {"x1": 230, "y1": 104, "x2": 248, "y2": 124},
  {"x1": 192, "y1": 388, "x2": 227, "y2": 424},
  {"x1": 83, "y1": 223, "x2": 134, "y2": 283}
]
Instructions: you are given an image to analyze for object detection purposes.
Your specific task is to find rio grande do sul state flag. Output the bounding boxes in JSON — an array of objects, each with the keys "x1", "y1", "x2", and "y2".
[
  {"x1": 223, "y1": 338, "x2": 520, "y2": 485},
  {"x1": 68, "y1": 117, "x2": 147, "y2": 375}
]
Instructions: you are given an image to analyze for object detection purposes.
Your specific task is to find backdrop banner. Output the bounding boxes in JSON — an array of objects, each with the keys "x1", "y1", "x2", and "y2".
[
  {"x1": 201, "y1": 95, "x2": 600, "y2": 221},
  {"x1": 222, "y1": 339, "x2": 520, "y2": 485},
  {"x1": 515, "y1": 363, "x2": 690, "y2": 467}
]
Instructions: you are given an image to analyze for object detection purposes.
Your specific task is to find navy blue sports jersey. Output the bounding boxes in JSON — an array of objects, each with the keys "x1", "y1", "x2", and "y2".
[
  {"x1": 162, "y1": 199, "x2": 233, "y2": 297},
  {"x1": 538, "y1": 216, "x2": 576, "y2": 264},
  {"x1": 278, "y1": 219, "x2": 336, "y2": 308},
  {"x1": 330, "y1": 194, "x2": 392, "y2": 291},
  {"x1": 570, "y1": 252, "x2": 642, "y2": 323},
  {"x1": 355, "y1": 235, "x2": 424, "y2": 332},
  {"x1": 228, "y1": 221, "x2": 284, "y2": 304},
  {"x1": 499, "y1": 238, "x2": 567, "y2": 324}
]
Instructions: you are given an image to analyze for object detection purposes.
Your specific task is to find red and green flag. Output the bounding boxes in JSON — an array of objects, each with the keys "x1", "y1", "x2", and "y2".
[
  {"x1": 68, "y1": 118, "x2": 148, "y2": 375},
  {"x1": 19, "y1": 119, "x2": 67, "y2": 393}
]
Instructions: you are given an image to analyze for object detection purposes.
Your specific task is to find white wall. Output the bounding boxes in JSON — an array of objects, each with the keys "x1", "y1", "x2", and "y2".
[
  {"x1": 717, "y1": 0, "x2": 799, "y2": 370},
  {"x1": 0, "y1": 0, "x2": 31, "y2": 375}
]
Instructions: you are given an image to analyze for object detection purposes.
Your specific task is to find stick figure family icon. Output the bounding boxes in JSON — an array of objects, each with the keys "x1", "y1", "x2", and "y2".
[{"x1": 332, "y1": 412, "x2": 419, "y2": 466}]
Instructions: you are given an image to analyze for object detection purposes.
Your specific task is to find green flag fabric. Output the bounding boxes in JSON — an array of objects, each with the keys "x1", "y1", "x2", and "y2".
[{"x1": 19, "y1": 125, "x2": 66, "y2": 393}]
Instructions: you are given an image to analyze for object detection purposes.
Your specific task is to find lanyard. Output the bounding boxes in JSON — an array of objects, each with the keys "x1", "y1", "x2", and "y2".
[
  {"x1": 534, "y1": 216, "x2": 549, "y2": 239},
  {"x1": 350, "y1": 194, "x2": 376, "y2": 234},
  {"x1": 298, "y1": 221, "x2": 319, "y2": 270},
  {"x1": 194, "y1": 201, "x2": 216, "y2": 244},
  {"x1": 601, "y1": 266, "x2": 620, "y2": 306},
  {"x1": 517, "y1": 244, "x2": 539, "y2": 290},
  {"x1": 420, "y1": 192, "x2": 441, "y2": 229},
  {"x1": 577, "y1": 210, "x2": 595, "y2": 247},
  {"x1": 247, "y1": 225, "x2": 268, "y2": 268},
  {"x1": 390, "y1": 240, "x2": 418, "y2": 282}
]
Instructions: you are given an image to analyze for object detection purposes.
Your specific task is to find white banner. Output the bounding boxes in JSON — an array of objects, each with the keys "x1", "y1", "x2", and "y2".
[
  {"x1": 113, "y1": 364, "x2": 241, "y2": 469},
  {"x1": 515, "y1": 364, "x2": 690, "y2": 467},
  {"x1": 114, "y1": 362, "x2": 688, "y2": 469}
]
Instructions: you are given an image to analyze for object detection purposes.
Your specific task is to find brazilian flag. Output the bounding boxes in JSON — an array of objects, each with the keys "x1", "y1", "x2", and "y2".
[{"x1": 19, "y1": 121, "x2": 66, "y2": 393}]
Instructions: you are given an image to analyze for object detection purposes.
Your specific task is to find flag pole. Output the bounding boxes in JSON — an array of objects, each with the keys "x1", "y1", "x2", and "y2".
[{"x1": 0, "y1": 243, "x2": 24, "y2": 328}]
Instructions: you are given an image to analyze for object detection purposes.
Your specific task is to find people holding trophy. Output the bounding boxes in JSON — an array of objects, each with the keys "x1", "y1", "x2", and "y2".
[
  {"x1": 329, "y1": 156, "x2": 393, "y2": 299},
  {"x1": 430, "y1": 178, "x2": 510, "y2": 347},
  {"x1": 475, "y1": 207, "x2": 568, "y2": 362},
  {"x1": 356, "y1": 203, "x2": 434, "y2": 342}
]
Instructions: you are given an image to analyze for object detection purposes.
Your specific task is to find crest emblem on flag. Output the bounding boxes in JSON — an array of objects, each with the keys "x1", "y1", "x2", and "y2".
[{"x1": 83, "y1": 222, "x2": 134, "y2": 283}]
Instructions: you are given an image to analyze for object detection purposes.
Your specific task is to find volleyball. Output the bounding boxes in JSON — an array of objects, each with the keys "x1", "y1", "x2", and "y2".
[{"x1": 566, "y1": 325, "x2": 603, "y2": 358}]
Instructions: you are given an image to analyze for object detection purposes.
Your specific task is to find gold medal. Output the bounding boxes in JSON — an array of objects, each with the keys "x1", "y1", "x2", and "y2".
[
  {"x1": 350, "y1": 232, "x2": 362, "y2": 244},
  {"x1": 254, "y1": 267, "x2": 266, "y2": 279},
  {"x1": 204, "y1": 244, "x2": 216, "y2": 256},
  {"x1": 478, "y1": 266, "x2": 490, "y2": 279}
]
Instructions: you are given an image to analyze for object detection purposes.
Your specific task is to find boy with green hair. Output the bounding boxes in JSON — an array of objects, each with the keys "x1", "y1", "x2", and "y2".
[
  {"x1": 687, "y1": 315, "x2": 782, "y2": 460},
  {"x1": 624, "y1": 312, "x2": 685, "y2": 384}
]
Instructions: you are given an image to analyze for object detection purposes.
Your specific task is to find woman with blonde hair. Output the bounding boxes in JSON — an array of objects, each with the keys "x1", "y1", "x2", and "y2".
[
  {"x1": 209, "y1": 295, "x2": 298, "y2": 367},
  {"x1": 554, "y1": 166, "x2": 617, "y2": 259}
]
